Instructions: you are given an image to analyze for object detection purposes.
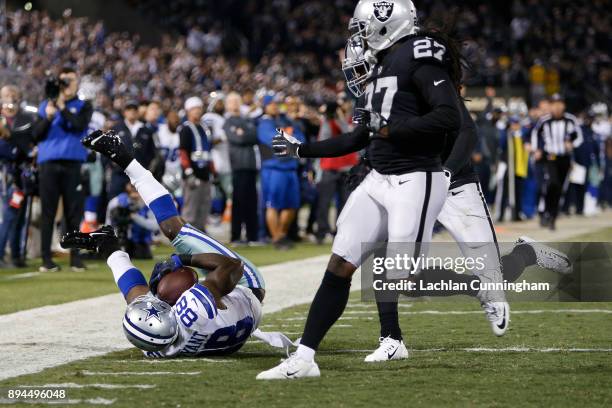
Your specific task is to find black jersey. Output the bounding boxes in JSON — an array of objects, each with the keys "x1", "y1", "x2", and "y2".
[{"x1": 363, "y1": 34, "x2": 462, "y2": 175}]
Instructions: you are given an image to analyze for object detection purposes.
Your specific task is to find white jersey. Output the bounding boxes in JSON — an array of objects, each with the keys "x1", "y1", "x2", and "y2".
[
  {"x1": 202, "y1": 112, "x2": 231, "y2": 174},
  {"x1": 145, "y1": 284, "x2": 262, "y2": 358},
  {"x1": 157, "y1": 123, "x2": 181, "y2": 178}
]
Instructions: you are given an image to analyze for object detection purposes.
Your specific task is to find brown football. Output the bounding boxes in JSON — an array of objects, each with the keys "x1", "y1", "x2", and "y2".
[{"x1": 157, "y1": 266, "x2": 198, "y2": 306}]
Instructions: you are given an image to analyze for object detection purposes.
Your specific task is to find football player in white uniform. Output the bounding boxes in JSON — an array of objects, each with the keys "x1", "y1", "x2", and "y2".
[
  {"x1": 157, "y1": 110, "x2": 182, "y2": 195},
  {"x1": 62, "y1": 225, "x2": 261, "y2": 356},
  {"x1": 63, "y1": 128, "x2": 267, "y2": 357}
]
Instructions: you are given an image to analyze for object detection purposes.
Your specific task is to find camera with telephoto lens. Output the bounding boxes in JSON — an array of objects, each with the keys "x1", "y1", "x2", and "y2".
[
  {"x1": 110, "y1": 205, "x2": 136, "y2": 247},
  {"x1": 44, "y1": 76, "x2": 69, "y2": 100}
]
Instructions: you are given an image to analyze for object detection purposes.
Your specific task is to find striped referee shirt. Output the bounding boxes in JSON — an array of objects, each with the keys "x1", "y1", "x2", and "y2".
[{"x1": 531, "y1": 113, "x2": 583, "y2": 156}]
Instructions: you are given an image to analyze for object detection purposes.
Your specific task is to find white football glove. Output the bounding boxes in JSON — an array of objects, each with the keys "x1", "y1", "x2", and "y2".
[{"x1": 272, "y1": 128, "x2": 301, "y2": 158}]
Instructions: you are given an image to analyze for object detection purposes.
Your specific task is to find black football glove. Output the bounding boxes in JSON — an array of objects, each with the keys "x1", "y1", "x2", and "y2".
[
  {"x1": 353, "y1": 108, "x2": 388, "y2": 134},
  {"x1": 149, "y1": 254, "x2": 184, "y2": 296},
  {"x1": 346, "y1": 157, "x2": 372, "y2": 193},
  {"x1": 272, "y1": 128, "x2": 301, "y2": 158},
  {"x1": 60, "y1": 225, "x2": 120, "y2": 258}
]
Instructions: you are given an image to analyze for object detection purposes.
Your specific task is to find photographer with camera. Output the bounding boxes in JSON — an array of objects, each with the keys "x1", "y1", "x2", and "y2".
[
  {"x1": 105, "y1": 183, "x2": 159, "y2": 259},
  {"x1": 0, "y1": 85, "x2": 36, "y2": 268},
  {"x1": 33, "y1": 67, "x2": 93, "y2": 272}
]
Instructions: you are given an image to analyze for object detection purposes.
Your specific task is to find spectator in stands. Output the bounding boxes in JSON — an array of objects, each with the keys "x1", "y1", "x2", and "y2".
[
  {"x1": 203, "y1": 93, "x2": 231, "y2": 194},
  {"x1": 0, "y1": 85, "x2": 36, "y2": 268},
  {"x1": 562, "y1": 112, "x2": 599, "y2": 215},
  {"x1": 135, "y1": 101, "x2": 164, "y2": 179},
  {"x1": 224, "y1": 92, "x2": 259, "y2": 245},
  {"x1": 179, "y1": 97, "x2": 214, "y2": 231},
  {"x1": 258, "y1": 94, "x2": 305, "y2": 249},
  {"x1": 158, "y1": 110, "x2": 182, "y2": 197},
  {"x1": 241, "y1": 89, "x2": 262, "y2": 119},
  {"x1": 602, "y1": 139, "x2": 612, "y2": 208},
  {"x1": 495, "y1": 115, "x2": 529, "y2": 222},
  {"x1": 529, "y1": 60, "x2": 546, "y2": 105},
  {"x1": 315, "y1": 101, "x2": 357, "y2": 243},
  {"x1": 110, "y1": 100, "x2": 142, "y2": 199},
  {"x1": 106, "y1": 183, "x2": 158, "y2": 259},
  {"x1": 476, "y1": 108, "x2": 502, "y2": 203},
  {"x1": 33, "y1": 67, "x2": 92, "y2": 272}
]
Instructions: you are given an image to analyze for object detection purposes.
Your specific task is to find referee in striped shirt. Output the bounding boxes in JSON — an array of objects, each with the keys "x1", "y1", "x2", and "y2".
[{"x1": 530, "y1": 94, "x2": 583, "y2": 230}]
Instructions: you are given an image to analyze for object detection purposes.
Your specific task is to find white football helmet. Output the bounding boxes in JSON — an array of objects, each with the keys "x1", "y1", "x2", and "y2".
[
  {"x1": 342, "y1": 36, "x2": 377, "y2": 98},
  {"x1": 122, "y1": 294, "x2": 178, "y2": 352},
  {"x1": 349, "y1": 0, "x2": 418, "y2": 54}
]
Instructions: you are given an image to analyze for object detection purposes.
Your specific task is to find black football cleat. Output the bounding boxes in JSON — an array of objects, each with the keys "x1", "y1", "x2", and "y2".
[
  {"x1": 82, "y1": 130, "x2": 133, "y2": 169},
  {"x1": 61, "y1": 225, "x2": 121, "y2": 257}
]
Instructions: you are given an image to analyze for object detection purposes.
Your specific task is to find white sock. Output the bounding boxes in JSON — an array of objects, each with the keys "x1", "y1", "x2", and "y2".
[
  {"x1": 296, "y1": 344, "x2": 316, "y2": 362},
  {"x1": 124, "y1": 159, "x2": 168, "y2": 207},
  {"x1": 107, "y1": 250, "x2": 135, "y2": 282}
]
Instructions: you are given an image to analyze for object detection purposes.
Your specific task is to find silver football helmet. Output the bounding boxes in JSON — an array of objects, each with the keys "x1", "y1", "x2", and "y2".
[
  {"x1": 342, "y1": 35, "x2": 377, "y2": 98},
  {"x1": 349, "y1": 0, "x2": 418, "y2": 54},
  {"x1": 122, "y1": 294, "x2": 178, "y2": 352}
]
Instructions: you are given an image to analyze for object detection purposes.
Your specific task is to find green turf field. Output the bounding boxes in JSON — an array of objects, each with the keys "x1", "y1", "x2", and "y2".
[
  {"x1": 1, "y1": 227, "x2": 611, "y2": 407},
  {"x1": 1, "y1": 296, "x2": 611, "y2": 407},
  {"x1": 0, "y1": 242, "x2": 331, "y2": 314}
]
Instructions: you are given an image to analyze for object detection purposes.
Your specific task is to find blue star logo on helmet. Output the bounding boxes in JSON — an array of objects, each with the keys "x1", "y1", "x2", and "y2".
[
  {"x1": 373, "y1": 1, "x2": 394, "y2": 23},
  {"x1": 143, "y1": 304, "x2": 162, "y2": 322}
]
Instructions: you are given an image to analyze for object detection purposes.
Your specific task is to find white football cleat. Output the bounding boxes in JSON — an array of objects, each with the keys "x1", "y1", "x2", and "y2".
[
  {"x1": 481, "y1": 301, "x2": 510, "y2": 337},
  {"x1": 517, "y1": 236, "x2": 573, "y2": 275},
  {"x1": 364, "y1": 336, "x2": 409, "y2": 362},
  {"x1": 256, "y1": 353, "x2": 320, "y2": 380}
]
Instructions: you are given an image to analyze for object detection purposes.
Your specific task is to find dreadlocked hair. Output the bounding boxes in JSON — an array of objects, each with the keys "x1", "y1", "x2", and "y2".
[{"x1": 419, "y1": 7, "x2": 470, "y2": 95}]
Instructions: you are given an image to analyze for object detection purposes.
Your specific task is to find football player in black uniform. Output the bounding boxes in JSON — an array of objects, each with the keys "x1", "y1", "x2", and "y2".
[
  {"x1": 359, "y1": 18, "x2": 573, "y2": 361},
  {"x1": 257, "y1": 0, "x2": 463, "y2": 379}
]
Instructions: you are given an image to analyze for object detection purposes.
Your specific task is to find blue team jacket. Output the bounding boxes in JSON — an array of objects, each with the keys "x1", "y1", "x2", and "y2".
[
  {"x1": 37, "y1": 98, "x2": 89, "y2": 164},
  {"x1": 257, "y1": 114, "x2": 305, "y2": 171}
]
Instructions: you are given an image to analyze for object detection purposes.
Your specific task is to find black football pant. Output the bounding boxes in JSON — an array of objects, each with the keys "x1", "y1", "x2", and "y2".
[
  {"x1": 39, "y1": 160, "x2": 84, "y2": 262},
  {"x1": 231, "y1": 170, "x2": 258, "y2": 242},
  {"x1": 543, "y1": 156, "x2": 571, "y2": 220}
]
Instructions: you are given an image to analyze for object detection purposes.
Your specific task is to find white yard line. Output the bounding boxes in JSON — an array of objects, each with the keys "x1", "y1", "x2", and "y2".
[
  {"x1": 20, "y1": 383, "x2": 155, "y2": 389},
  {"x1": 2, "y1": 271, "x2": 43, "y2": 280},
  {"x1": 334, "y1": 348, "x2": 612, "y2": 354},
  {"x1": 110, "y1": 358, "x2": 234, "y2": 364},
  {"x1": 0, "y1": 254, "x2": 348, "y2": 381},
  {"x1": 0, "y1": 398, "x2": 116, "y2": 405},
  {"x1": 325, "y1": 309, "x2": 612, "y2": 315},
  {"x1": 81, "y1": 371, "x2": 200, "y2": 376}
]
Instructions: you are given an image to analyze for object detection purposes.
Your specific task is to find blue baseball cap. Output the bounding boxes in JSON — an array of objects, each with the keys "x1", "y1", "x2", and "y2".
[{"x1": 262, "y1": 94, "x2": 276, "y2": 107}]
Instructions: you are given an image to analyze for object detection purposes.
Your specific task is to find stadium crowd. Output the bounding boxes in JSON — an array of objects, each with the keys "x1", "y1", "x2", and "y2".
[{"x1": 0, "y1": 2, "x2": 610, "y2": 271}]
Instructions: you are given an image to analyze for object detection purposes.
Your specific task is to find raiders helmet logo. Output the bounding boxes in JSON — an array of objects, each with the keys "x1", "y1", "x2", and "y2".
[{"x1": 373, "y1": 1, "x2": 394, "y2": 22}]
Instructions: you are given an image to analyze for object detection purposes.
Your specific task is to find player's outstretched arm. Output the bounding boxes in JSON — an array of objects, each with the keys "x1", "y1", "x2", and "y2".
[
  {"x1": 82, "y1": 130, "x2": 185, "y2": 240},
  {"x1": 272, "y1": 126, "x2": 370, "y2": 159},
  {"x1": 61, "y1": 227, "x2": 149, "y2": 304},
  {"x1": 387, "y1": 64, "x2": 462, "y2": 137}
]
